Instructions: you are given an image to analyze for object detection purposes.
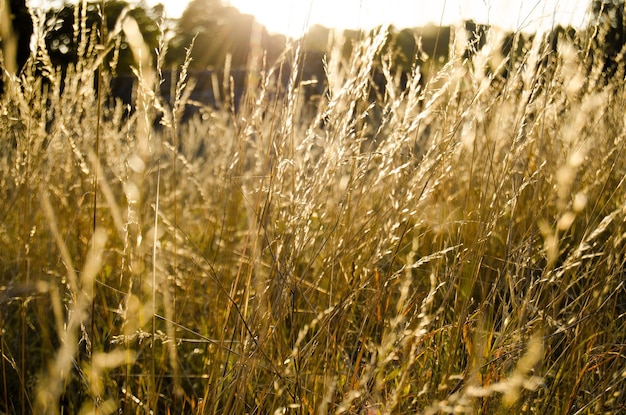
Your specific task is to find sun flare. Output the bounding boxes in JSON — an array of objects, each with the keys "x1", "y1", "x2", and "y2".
[
  {"x1": 149, "y1": 0, "x2": 590, "y2": 38},
  {"x1": 228, "y1": 0, "x2": 315, "y2": 38},
  {"x1": 229, "y1": 0, "x2": 471, "y2": 38}
]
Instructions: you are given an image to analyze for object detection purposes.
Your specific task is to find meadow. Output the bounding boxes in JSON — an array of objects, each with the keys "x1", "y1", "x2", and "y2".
[{"x1": 1, "y1": 6, "x2": 625, "y2": 414}]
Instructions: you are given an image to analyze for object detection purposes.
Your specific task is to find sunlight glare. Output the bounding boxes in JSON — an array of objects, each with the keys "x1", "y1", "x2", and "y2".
[
  {"x1": 229, "y1": 0, "x2": 315, "y2": 38},
  {"x1": 229, "y1": 0, "x2": 470, "y2": 38},
  {"x1": 229, "y1": 0, "x2": 589, "y2": 37},
  {"x1": 144, "y1": 0, "x2": 590, "y2": 38}
]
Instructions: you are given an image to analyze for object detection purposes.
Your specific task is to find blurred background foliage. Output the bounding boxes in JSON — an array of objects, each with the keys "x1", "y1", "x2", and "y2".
[
  {"x1": 2, "y1": 0, "x2": 626, "y2": 90},
  {"x1": 164, "y1": 0, "x2": 286, "y2": 69},
  {"x1": 42, "y1": 0, "x2": 162, "y2": 75}
]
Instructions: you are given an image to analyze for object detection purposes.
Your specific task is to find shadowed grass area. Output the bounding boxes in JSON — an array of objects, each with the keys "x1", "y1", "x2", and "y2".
[{"x1": 0, "y1": 6, "x2": 625, "y2": 415}]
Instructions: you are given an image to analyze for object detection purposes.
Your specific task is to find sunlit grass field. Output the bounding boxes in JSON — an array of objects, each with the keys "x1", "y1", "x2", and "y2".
[{"x1": 1, "y1": 8, "x2": 626, "y2": 414}]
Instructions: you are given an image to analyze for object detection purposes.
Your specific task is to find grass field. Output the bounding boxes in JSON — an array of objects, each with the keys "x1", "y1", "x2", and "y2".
[{"x1": 1, "y1": 7, "x2": 625, "y2": 414}]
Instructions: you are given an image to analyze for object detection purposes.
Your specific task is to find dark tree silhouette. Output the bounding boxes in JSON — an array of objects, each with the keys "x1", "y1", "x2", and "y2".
[
  {"x1": 0, "y1": 0, "x2": 33, "y2": 94},
  {"x1": 415, "y1": 24, "x2": 451, "y2": 66},
  {"x1": 587, "y1": 0, "x2": 626, "y2": 83},
  {"x1": 166, "y1": 0, "x2": 285, "y2": 70},
  {"x1": 393, "y1": 28, "x2": 419, "y2": 71},
  {"x1": 167, "y1": 0, "x2": 229, "y2": 67},
  {"x1": 161, "y1": 0, "x2": 287, "y2": 113},
  {"x1": 463, "y1": 20, "x2": 489, "y2": 60},
  {"x1": 42, "y1": 0, "x2": 160, "y2": 76}
]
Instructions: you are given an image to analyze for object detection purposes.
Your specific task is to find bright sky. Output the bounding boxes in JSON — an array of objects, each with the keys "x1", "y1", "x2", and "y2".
[{"x1": 149, "y1": 0, "x2": 591, "y2": 37}]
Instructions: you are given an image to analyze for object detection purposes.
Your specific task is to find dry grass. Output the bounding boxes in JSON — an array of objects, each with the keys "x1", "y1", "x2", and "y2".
[{"x1": 1, "y1": 5, "x2": 625, "y2": 415}]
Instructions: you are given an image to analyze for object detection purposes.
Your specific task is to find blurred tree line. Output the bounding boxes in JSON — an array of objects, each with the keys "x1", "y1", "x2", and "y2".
[
  {"x1": 2, "y1": 0, "x2": 626, "y2": 94},
  {"x1": 166, "y1": 0, "x2": 285, "y2": 69},
  {"x1": 42, "y1": 0, "x2": 161, "y2": 76},
  {"x1": 38, "y1": 0, "x2": 285, "y2": 75},
  {"x1": 0, "y1": 0, "x2": 33, "y2": 93},
  {"x1": 587, "y1": 0, "x2": 626, "y2": 83},
  {"x1": 1, "y1": 0, "x2": 288, "y2": 82}
]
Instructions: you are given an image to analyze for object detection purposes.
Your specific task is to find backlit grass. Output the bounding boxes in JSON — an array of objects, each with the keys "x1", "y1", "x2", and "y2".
[{"x1": 1, "y1": 7, "x2": 625, "y2": 415}]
